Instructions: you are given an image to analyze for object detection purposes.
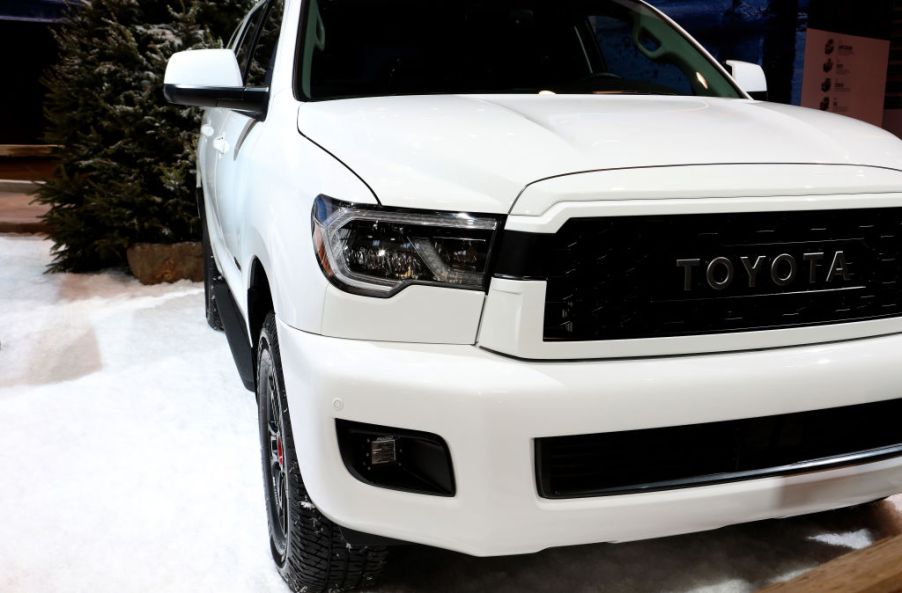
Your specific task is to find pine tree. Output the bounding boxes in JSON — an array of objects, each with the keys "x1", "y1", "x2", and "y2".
[{"x1": 36, "y1": 0, "x2": 253, "y2": 272}]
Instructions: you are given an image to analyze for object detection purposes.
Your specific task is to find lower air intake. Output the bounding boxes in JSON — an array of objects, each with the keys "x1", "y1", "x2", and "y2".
[{"x1": 536, "y1": 398, "x2": 902, "y2": 499}]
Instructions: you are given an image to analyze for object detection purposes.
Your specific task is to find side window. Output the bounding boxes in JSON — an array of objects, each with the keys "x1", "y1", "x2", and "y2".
[
  {"x1": 591, "y1": 15, "x2": 693, "y2": 95},
  {"x1": 235, "y1": 4, "x2": 268, "y2": 82},
  {"x1": 227, "y1": 27, "x2": 240, "y2": 50},
  {"x1": 226, "y1": 17, "x2": 245, "y2": 50},
  {"x1": 247, "y1": 0, "x2": 285, "y2": 87}
]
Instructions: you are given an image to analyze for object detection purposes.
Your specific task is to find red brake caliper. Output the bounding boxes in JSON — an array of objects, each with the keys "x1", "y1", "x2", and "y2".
[{"x1": 277, "y1": 438, "x2": 284, "y2": 467}]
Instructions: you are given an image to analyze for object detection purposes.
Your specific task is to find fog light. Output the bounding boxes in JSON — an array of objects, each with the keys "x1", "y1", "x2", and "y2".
[
  {"x1": 370, "y1": 436, "x2": 398, "y2": 466},
  {"x1": 336, "y1": 420, "x2": 455, "y2": 496}
]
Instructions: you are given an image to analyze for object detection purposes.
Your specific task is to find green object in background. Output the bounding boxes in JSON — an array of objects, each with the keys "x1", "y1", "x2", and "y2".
[{"x1": 35, "y1": 0, "x2": 254, "y2": 272}]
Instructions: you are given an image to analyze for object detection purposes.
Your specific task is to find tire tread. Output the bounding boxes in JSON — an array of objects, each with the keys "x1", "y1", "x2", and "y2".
[{"x1": 260, "y1": 313, "x2": 388, "y2": 593}]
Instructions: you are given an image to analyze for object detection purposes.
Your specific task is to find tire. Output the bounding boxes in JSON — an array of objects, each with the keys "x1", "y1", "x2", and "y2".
[
  {"x1": 202, "y1": 222, "x2": 224, "y2": 331},
  {"x1": 257, "y1": 312, "x2": 388, "y2": 593}
]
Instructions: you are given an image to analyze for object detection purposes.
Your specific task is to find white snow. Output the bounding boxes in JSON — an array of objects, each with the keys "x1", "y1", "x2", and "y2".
[
  {"x1": 0, "y1": 235, "x2": 899, "y2": 593},
  {"x1": 808, "y1": 529, "x2": 874, "y2": 551}
]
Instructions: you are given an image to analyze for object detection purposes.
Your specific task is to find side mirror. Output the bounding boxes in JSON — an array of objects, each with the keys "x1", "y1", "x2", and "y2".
[
  {"x1": 163, "y1": 49, "x2": 269, "y2": 118},
  {"x1": 725, "y1": 60, "x2": 768, "y2": 100}
]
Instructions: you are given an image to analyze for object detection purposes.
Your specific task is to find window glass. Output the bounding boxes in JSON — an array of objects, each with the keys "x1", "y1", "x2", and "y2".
[
  {"x1": 235, "y1": 3, "x2": 267, "y2": 82},
  {"x1": 298, "y1": 0, "x2": 741, "y2": 101},
  {"x1": 247, "y1": 0, "x2": 285, "y2": 87},
  {"x1": 591, "y1": 15, "x2": 693, "y2": 95},
  {"x1": 227, "y1": 23, "x2": 242, "y2": 50}
]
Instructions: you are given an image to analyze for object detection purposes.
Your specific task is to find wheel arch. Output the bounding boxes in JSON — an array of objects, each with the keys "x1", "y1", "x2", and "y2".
[{"x1": 248, "y1": 256, "x2": 275, "y2": 359}]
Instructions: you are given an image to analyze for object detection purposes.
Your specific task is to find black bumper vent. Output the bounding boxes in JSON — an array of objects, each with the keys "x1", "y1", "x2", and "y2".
[
  {"x1": 535, "y1": 398, "x2": 902, "y2": 499},
  {"x1": 336, "y1": 420, "x2": 455, "y2": 497},
  {"x1": 494, "y1": 208, "x2": 902, "y2": 341}
]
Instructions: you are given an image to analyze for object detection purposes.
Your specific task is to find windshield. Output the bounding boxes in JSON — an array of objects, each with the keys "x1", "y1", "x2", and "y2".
[{"x1": 297, "y1": 0, "x2": 743, "y2": 101}]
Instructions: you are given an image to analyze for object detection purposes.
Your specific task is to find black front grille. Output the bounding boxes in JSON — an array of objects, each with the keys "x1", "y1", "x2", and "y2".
[
  {"x1": 494, "y1": 208, "x2": 902, "y2": 341},
  {"x1": 536, "y1": 398, "x2": 902, "y2": 499}
]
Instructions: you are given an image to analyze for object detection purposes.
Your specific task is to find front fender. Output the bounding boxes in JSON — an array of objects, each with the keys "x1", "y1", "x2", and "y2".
[{"x1": 238, "y1": 95, "x2": 377, "y2": 335}]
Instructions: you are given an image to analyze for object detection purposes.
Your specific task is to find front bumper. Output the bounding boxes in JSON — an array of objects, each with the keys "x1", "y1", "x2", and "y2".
[{"x1": 277, "y1": 319, "x2": 902, "y2": 556}]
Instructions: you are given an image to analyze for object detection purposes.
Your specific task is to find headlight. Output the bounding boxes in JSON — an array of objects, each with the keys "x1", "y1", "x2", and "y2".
[{"x1": 312, "y1": 196, "x2": 502, "y2": 297}]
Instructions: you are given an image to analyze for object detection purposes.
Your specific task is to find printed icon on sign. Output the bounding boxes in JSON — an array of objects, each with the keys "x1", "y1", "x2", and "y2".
[
  {"x1": 825, "y1": 39, "x2": 835, "y2": 55},
  {"x1": 819, "y1": 97, "x2": 830, "y2": 111},
  {"x1": 821, "y1": 78, "x2": 832, "y2": 92},
  {"x1": 823, "y1": 58, "x2": 834, "y2": 73}
]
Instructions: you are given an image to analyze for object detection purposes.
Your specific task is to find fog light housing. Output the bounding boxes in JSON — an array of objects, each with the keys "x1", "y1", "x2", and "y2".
[
  {"x1": 370, "y1": 436, "x2": 397, "y2": 466},
  {"x1": 336, "y1": 420, "x2": 455, "y2": 497}
]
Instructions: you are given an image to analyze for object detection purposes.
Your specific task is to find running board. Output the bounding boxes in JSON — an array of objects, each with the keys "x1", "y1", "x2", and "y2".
[{"x1": 212, "y1": 277, "x2": 256, "y2": 392}]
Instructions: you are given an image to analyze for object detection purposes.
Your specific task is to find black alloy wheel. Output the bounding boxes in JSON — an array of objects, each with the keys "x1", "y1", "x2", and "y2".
[
  {"x1": 260, "y1": 344, "x2": 289, "y2": 558},
  {"x1": 201, "y1": 218, "x2": 224, "y2": 331},
  {"x1": 256, "y1": 312, "x2": 389, "y2": 592}
]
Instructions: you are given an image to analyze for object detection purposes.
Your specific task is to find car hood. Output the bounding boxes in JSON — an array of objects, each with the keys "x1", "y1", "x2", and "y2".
[{"x1": 297, "y1": 94, "x2": 902, "y2": 213}]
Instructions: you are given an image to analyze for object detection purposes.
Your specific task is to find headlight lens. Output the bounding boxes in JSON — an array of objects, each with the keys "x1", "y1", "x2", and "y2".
[{"x1": 312, "y1": 196, "x2": 502, "y2": 297}]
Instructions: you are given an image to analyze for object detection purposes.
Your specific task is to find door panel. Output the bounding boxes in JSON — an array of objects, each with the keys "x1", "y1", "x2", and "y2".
[
  {"x1": 214, "y1": 0, "x2": 284, "y2": 269},
  {"x1": 201, "y1": 107, "x2": 230, "y2": 247},
  {"x1": 202, "y1": 1, "x2": 266, "y2": 261},
  {"x1": 214, "y1": 112, "x2": 258, "y2": 265}
]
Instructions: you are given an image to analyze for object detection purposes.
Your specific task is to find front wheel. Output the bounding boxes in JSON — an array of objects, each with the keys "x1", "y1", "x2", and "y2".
[{"x1": 257, "y1": 312, "x2": 388, "y2": 592}]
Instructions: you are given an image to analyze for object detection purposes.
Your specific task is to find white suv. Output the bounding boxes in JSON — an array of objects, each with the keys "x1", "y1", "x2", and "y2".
[{"x1": 165, "y1": 1, "x2": 902, "y2": 591}]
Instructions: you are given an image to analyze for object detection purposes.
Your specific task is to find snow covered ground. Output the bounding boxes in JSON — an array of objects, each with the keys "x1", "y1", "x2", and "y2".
[{"x1": 0, "y1": 234, "x2": 899, "y2": 593}]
